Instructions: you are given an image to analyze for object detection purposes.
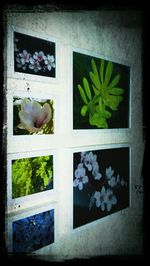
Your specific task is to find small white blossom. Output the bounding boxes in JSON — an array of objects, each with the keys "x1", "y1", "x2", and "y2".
[
  {"x1": 105, "y1": 188, "x2": 117, "y2": 212},
  {"x1": 106, "y1": 166, "x2": 114, "y2": 179},
  {"x1": 94, "y1": 186, "x2": 106, "y2": 211},
  {"x1": 44, "y1": 54, "x2": 55, "y2": 71},
  {"x1": 73, "y1": 163, "x2": 88, "y2": 190}
]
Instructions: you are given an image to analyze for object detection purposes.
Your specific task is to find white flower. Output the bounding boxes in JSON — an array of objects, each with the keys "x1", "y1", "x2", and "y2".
[
  {"x1": 29, "y1": 57, "x2": 42, "y2": 72},
  {"x1": 73, "y1": 163, "x2": 88, "y2": 190},
  {"x1": 84, "y1": 152, "x2": 97, "y2": 171},
  {"x1": 33, "y1": 51, "x2": 45, "y2": 62},
  {"x1": 17, "y1": 98, "x2": 52, "y2": 133},
  {"x1": 105, "y1": 188, "x2": 117, "y2": 212},
  {"x1": 19, "y1": 50, "x2": 31, "y2": 65},
  {"x1": 108, "y1": 176, "x2": 116, "y2": 188},
  {"x1": 106, "y1": 166, "x2": 114, "y2": 179},
  {"x1": 94, "y1": 186, "x2": 106, "y2": 211},
  {"x1": 92, "y1": 161, "x2": 102, "y2": 180},
  {"x1": 44, "y1": 54, "x2": 55, "y2": 71}
]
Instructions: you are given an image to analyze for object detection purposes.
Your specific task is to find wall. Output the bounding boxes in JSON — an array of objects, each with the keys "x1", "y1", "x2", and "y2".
[{"x1": 4, "y1": 8, "x2": 144, "y2": 261}]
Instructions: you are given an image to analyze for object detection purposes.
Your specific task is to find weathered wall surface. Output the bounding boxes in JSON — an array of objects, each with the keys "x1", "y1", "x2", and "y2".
[{"x1": 4, "y1": 9, "x2": 144, "y2": 261}]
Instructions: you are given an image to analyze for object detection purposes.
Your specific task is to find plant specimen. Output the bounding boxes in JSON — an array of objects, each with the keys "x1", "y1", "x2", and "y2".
[
  {"x1": 78, "y1": 58, "x2": 124, "y2": 128},
  {"x1": 73, "y1": 148, "x2": 129, "y2": 228},
  {"x1": 14, "y1": 32, "x2": 56, "y2": 77},
  {"x1": 12, "y1": 155, "x2": 53, "y2": 198},
  {"x1": 13, "y1": 97, "x2": 54, "y2": 135},
  {"x1": 13, "y1": 209, "x2": 54, "y2": 252}
]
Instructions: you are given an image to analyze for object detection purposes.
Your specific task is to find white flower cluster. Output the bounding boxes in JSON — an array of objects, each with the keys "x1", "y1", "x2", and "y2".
[
  {"x1": 73, "y1": 151, "x2": 102, "y2": 191},
  {"x1": 73, "y1": 152, "x2": 128, "y2": 213},
  {"x1": 15, "y1": 46, "x2": 55, "y2": 73}
]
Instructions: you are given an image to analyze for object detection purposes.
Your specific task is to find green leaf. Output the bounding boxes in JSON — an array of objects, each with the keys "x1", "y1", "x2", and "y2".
[
  {"x1": 81, "y1": 105, "x2": 88, "y2": 116},
  {"x1": 89, "y1": 71, "x2": 100, "y2": 90},
  {"x1": 104, "y1": 61, "x2": 113, "y2": 86},
  {"x1": 89, "y1": 113, "x2": 108, "y2": 128},
  {"x1": 100, "y1": 59, "x2": 104, "y2": 84},
  {"x1": 93, "y1": 94, "x2": 100, "y2": 104},
  {"x1": 91, "y1": 59, "x2": 100, "y2": 86},
  {"x1": 109, "y1": 87, "x2": 124, "y2": 95},
  {"x1": 98, "y1": 97, "x2": 103, "y2": 112},
  {"x1": 108, "y1": 74, "x2": 120, "y2": 90},
  {"x1": 92, "y1": 84, "x2": 99, "y2": 96},
  {"x1": 78, "y1": 84, "x2": 88, "y2": 104},
  {"x1": 83, "y1": 77, "x2": 92, "y2": 100},
  {"x1": 104, "y1": 95, "x2": 123, "y2": 110}
]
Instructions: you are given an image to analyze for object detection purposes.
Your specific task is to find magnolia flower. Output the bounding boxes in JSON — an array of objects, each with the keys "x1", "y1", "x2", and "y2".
[{"x1": 17, "y1": 98, "x2": 52, "y2": 133}]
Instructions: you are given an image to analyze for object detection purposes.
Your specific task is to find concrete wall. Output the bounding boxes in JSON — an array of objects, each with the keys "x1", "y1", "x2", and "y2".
[{"x1": 4, "y1": 8, "x2": 144, "y2": 261}]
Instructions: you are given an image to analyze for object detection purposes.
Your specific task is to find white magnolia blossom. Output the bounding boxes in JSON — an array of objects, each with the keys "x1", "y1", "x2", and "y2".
[
  {"x1": 105, "y1": 188, "x2": 117, "y2": 212},
  {"x1": 17, "y1": 98, "x2": 52, "y2": 133},
  {"x1": 73, "y1": 163, "x2": 88, "y2": 190}
]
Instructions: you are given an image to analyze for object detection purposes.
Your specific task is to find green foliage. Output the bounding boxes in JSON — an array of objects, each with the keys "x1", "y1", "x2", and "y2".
[
  {"x1": 78, "y1": 58, "x2": 125, "y2": 128},
  {"x1": 12, "y1": 156, "x2": 53, "y2": 198}
]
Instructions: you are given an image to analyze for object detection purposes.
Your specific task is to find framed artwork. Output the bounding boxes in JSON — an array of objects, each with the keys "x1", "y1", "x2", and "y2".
[
  {"x1": 73, "y1": 51, "x2": 130, "y2": 129},
  {"x1": 73, "y1": 145, "x2": 130, "y2": 228},
  {"x1": 5, "y1": 208, "x2": 54, "y2": 253},
  {"x1": 7, "y1": 150, "x2": 56, "y2": 212},
  {"x1": 13, "y1": 96, "x2": 54, "y2": 135},
  {"x1": 7, "y1": 26, "x2": 59, "y2": 83}
]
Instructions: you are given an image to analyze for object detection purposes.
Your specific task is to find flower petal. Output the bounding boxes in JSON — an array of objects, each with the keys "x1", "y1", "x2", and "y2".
[
  {"x1": 82, "y1": 175, "x2": 88, "y2": 184},
  {"x1": 19, "y1": 110, "x2": 34, "y2": 128},
  {"x1": 78, "y1": 182, "x2": 83, "y2": 190},
  {"x1": 73, "y1": 178, "x2": 79, "y2": 187}
]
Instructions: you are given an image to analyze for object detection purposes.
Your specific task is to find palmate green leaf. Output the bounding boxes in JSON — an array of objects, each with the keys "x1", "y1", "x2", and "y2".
[
  {"x1": 109, "y1": 87, "x2": 124, "y2": 95},
  {"x1": 108, "y1": 74, "x2": 120, "y2": 90},
  {"x1": 83, "y1": 77, "x2": 92, "y2": 100},
  {"x1": 100, "y1": 59, "x2": 104, "y2": 84},
  {"x1": 104, "y1": 61, "x2": 113, "y2": 86},
  {"x1": 78, "y1": 84, "x2": 88, "y2": 104}
]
